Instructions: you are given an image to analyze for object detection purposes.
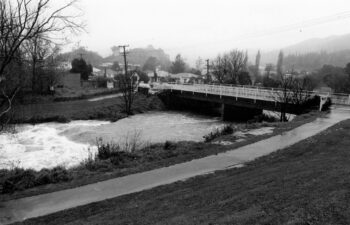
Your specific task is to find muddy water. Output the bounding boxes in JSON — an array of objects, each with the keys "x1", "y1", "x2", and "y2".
[{"x1": 0, "y1": 112, "x2": 226, "y2": 170}]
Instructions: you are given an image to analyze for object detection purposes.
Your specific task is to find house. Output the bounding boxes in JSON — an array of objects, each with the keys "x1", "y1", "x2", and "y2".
[
  {"x1": 94, "y1": 68, "x2": 118, "y2": 78},
  {"x1": 146, "y1": 69, "x2": 172, "y2": 83},
  {"x1": 169, "y1": 73, "x2": 200, "y2": 84},
  {"x1": 56, "y1": 61, "x2": 71, "y2": 70}
]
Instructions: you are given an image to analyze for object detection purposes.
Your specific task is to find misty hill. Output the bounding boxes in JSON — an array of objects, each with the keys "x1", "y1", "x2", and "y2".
[
  {"x1": 260, "y1": 33, "x2": 350, "y2": 71},
  {"x1": 56, "y1": 47, "x2": 104, "y2": 67},
  {"x1": 105, "y1": 45, "x2": 171, "y2": 70}
]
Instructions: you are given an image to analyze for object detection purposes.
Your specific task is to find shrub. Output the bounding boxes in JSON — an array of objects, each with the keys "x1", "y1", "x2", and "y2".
[
  {"x1": 221, "y1": 125, "x2": 234, "y2": 135},
  {"x1": 96, "y1": 139, "x2": 121, "y2": 160},
  {"x1": 247, "y1": 114, "x2": 278, "y2": 124},
  {"x1": 50, "y1": 166, "x2": 72, "y2": 183},
  {"x1": 35, "y1": 169, "x2": 52, "y2": 185},
  {"x1": 109, "y1": 151, "x2": 138, "y2": 167},
  {"x1": 0, "y1": 166, "x2": 73, "y2": 194},
  {"x1": 203, "y1": 125, "x2": 234, "y2": 142},
  {"x1": 164, "y1": 140, "x2": 177, "y2": 150},
  {"x1": 94, "y1": 138, "x2": 139, "y2": 168}
]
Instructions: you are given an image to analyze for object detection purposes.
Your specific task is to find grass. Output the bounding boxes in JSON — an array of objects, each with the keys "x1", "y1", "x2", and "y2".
[
  {"x1": 53, "y1": 87, "x2": 121, "y2": 102},
  {"x1": 11, "y1": 93, "x2": 164, "y2": 123},
  {"x1": 17, "y1": 88, "x2": 122, "y2": 104},
  {"x1": 15, "y1": 118, "x2": 350, "y2": 225},
  {"x1": 0, "y1": 110, "x2": 326, "y2": 202}
]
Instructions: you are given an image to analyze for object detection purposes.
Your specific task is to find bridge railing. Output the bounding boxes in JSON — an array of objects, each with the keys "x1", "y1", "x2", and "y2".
[
  {"x1": 157, "y1": 83, "x2": 350, "y2": 106},
  {"x1": 166, "y1": 84, "x2": 311, "y2": 103},
  {"x1": 330, "y1": 93, "x2": 350, "y2": 105}
]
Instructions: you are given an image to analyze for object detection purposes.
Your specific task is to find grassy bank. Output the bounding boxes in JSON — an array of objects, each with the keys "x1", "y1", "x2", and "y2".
[
  {"x1": 11, "y1": 93, "x2": 164, "y2": 124},
  {"x1": 17, "y1": 88, "x2": 122, "y2": 105},
  {"x1": 15, "y1": 118, "x2": 350, "y2": 225},
  {"x1": 0, "y1": 110, "x2": 326, "y2": 201}
]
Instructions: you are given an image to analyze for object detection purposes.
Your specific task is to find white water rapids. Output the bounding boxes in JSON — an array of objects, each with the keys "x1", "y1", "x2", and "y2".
[{"x1": 0, "y1": 112, "x2": 226, "y2": 171}]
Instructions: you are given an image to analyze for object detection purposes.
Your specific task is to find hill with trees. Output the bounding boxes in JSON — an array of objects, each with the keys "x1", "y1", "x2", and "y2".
[
  {"x1": 56, "y1": 47, "x2": 104, "y2": 67},
  {"x1": 106, "y1": 45, "x2": 172, "y2": 70},
  {"x1": 260, "y1": 33, "x2": 350, "y2": 71}
]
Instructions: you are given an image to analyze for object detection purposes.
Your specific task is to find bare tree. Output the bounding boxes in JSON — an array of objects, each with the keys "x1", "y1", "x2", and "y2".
[
  {"x1": 0, "y1": 0, "x2": 84, "y2": 130},
  {"x1": 117, "y1": 71, "x2": 139, "y2": 115},
  {"x1": 23, "y1": 36, "x2": 57, "y2": 92},
  {"x1": 275, "y1": 74, "x2": 295, "y2": 121},
  {"x1": 274, "y1": 75, "x2": 313, "y2": 122},
  {"x1": 211, "y1": 55, "x2": 227, "y2": 84},
  {"x1": 225, "y1": 50, "x2": 248, "y2": 84},
  {"x1": 291, "y1": 77, "x2": 313, "y2": 110}
]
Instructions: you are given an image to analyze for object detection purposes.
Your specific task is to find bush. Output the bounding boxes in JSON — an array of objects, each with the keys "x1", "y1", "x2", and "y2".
[
  {"x1": 164, "y1": 141, "x2": 177, "y2": 150},
  {"x1": 50, "y1": 166, "x2": 72, "y2": 183},
  {"x1": 94, "y1": 138, "x2": 138, "y2": 168},
  {"x1": 0, "y1": 168, "x2": 36, "y2": 193},
  {"x1": 0, "y1": 166, "x2": 73, "y2": 194},
  {"x1": 110, "y1": 151, "x2": 138, "y2": 167},
  {"x1": 96, "y1": 139, "x2": 121, "y2": 160},
  {"x1": 221, "y1": 125, "x2": 234, "y2": 135},
  {"x1": 203, "y1": 125, "x2": 234, "y2": 142},
  {"x1": 247, "y1": 114, "x2": 278, "y2": 124}
]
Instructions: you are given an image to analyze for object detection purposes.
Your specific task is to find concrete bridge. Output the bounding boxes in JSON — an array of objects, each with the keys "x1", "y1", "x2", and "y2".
[{"x1": 152, "y1": 83, "x2": 350, "y2": 120}]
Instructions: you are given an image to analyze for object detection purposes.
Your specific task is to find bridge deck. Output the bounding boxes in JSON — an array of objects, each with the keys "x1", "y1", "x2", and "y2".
[{"x1": 156, "y1": 83, "x2": 350, "y2": 106}]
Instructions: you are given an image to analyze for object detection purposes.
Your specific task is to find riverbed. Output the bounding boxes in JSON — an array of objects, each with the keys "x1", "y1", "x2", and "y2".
[{"x1": 0, "y1": 111, "x2": 227, "y2": 170}]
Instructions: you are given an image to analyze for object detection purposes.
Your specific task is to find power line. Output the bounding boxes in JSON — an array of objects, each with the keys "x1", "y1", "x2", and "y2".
[{"x1": 162, "y1": 11, "x2": 350, "y2": 53}]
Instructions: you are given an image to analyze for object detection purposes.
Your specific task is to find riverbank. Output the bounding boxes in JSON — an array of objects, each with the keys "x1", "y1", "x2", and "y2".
[
  {"x1": 14, "y1": 117, "x2": 350, "y2": 225},
  {"x1": 11, "y1": 93, "x2": 164, "y2": 124},
  {"x1": 0, "y1": 110, "x2": 327, "y2": 201}
]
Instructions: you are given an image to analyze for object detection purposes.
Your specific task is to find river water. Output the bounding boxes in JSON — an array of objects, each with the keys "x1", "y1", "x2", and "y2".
[{"x1": 0, "y1": 112, "x2": 226, "y2": 170}]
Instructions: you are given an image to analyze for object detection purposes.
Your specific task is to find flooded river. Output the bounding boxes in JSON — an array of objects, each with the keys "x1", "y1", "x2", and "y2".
[{"x1": 0, "y1": 112, "x2": 226, "y2": 170}]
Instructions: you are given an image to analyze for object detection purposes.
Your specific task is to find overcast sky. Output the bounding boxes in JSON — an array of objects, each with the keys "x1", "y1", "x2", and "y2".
[{"x1": 63, "y1": 0, "x2": 350, "y2": 64}]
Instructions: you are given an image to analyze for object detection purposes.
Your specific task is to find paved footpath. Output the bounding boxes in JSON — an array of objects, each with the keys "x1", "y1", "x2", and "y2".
[{"x1": 1, "y1": 108, "x2": 349, "y2": 225}]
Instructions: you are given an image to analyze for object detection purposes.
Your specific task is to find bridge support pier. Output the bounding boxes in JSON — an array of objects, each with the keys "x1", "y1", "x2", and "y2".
[{"x1": 221, "y1": 104, "x2": 263, "y2": 121}]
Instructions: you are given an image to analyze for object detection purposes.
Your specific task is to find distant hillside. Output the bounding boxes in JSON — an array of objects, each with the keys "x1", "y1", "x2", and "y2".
[
  {"x1": 283, "y1": 50, "x2": 350, "y2": 72},
  {"x1": 56, "y1": 47, "x2": 104, "y2": 67},
  {"x1": 260, "y1": 33, "x2": 350, "y2": 70},
  {"x1": 104, "y1": 45, "x2": 172, "y2": 70}
]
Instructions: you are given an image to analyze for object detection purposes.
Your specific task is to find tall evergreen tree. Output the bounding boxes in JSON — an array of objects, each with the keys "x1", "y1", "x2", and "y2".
[
  {"x1": 171, "y1": 54, "x2": 186, "y2": 74},
  {"x1": 277, "y1": 50, "x2": 284, "y2": 77},
  {"x1": 255, "y1": 50, "x2": 261, "y2": 76}
]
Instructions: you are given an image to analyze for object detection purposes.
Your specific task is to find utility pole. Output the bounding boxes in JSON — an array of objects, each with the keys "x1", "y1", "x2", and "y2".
[
  {"x1": 119, "y1": 45, "x2": 129, "y2": 76},
  {"x1": 206, "y1": 59, "x2": 210, "y2": 83}
]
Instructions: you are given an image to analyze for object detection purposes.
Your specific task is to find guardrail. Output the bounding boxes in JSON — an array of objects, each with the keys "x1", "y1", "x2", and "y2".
[{"x1": 156, "y1": 83, "x2": 350, "y2": 106}]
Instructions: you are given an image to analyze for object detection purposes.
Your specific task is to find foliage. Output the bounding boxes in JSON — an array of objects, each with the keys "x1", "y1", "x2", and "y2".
[
  {"x1": 211, "y1": 50, "x2": 249, "y2": 85},
  {"x1": 0, "y1": 166, "x2": 72, "y2": 194},
  {"x1": 70, "y1": 58, "x2": 93, "y2": 80},
  {"x1": 142, "y1": 56, "x2": 159, "y2": 71},
  {"x1": 116, "y1": 71, "x2": 139, "y2": 115},
  {"x1": 94, "y1": 76, "x2": 108, "y2": 88},
  {"x1": 107, "y1": 45, "x2": 171, "y2": 71},
  {"x1": 276, "y1": 50, "x2": 284, "y2": 77},
  {"x1": 133, "y1": 69, "x2": 149, "y2": 83},
  {"x1": 111, "y1": 61, "x2": 121, "y2": 71},
  {"x1": 0, "y1": 0, "x2": 83, "y2": 131},
  {"x1": 203, "y1": 125, "x2": 234, "y2": 142},
  {"x1": 283, "y1": 50, "x2": 350, "y2": 72},
  {"x1": 247, "y1": 114, "x2": 279, "y2": 123},
  {"x1": 56, "y1": 47, "x2": 104, "y2": 67},
  {"x1": 171, "y1": 54, "x2": 187, "y2": 74},
  {"x1": 163, "y1": 141, "x2": 177, "y2": 150}
]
